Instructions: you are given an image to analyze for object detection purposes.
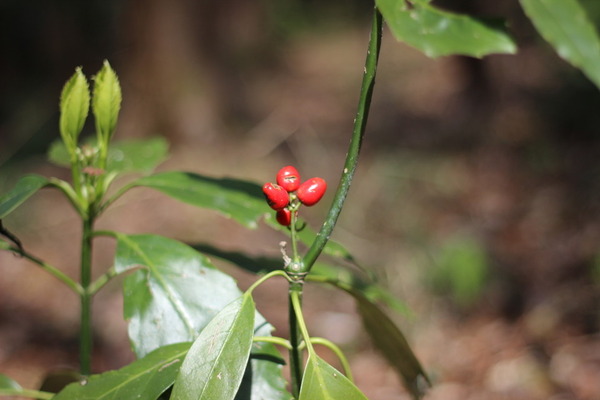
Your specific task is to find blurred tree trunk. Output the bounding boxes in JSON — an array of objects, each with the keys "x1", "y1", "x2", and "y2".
[{"x1": 119, "y1": 0, "x2": 268, "y2": 144}]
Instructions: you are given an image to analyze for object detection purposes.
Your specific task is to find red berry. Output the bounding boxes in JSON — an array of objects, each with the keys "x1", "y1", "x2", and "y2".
[
  {"x1": 262, "y1": 183, "x2": 289, "y2": 210},
  {"x1": 276, "y1": 166, "x2": 301, "y2": 192},
  {"x1": 296, "y1": 177, "x2": 327, "y2": 206},
  {"x1": 276, "y1": 208, "x2": 292, "y2": 226}
]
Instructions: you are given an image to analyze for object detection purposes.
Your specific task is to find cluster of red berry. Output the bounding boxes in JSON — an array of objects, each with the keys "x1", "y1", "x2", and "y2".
[{"x1": 262, "y1": 166, "x2": 327, "y2": 226}]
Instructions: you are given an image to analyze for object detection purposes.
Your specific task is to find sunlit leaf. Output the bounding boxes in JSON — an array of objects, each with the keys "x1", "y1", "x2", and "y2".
[
  {"x1": 110, "y1": 233, "x2": 290, "y2": 398},
  {"x1": 376, "y1": 0, "x2": 517, "y2": 58},
  {"x1": 171, "y1": 294, "x2": 255, "y2": 400},
  {"x1": 54, "y1": 343, "x2": 189, "y2": 400},
  {"x1": 0, "y1": 174, "x2": 49, "y2": 218},
  {"x1": 113, "y1": 233, "x2": 243, "y2": 358},
  {"x1": 520, "y1": 0, "x2": 600, "y2": 89},
  {"x1": 298, "y1": 355, "x2": 368, "y2": 400}
]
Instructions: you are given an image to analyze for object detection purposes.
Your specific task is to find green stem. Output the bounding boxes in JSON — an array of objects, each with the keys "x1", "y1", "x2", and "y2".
[
  {"x1": 309, "y1": 337, "x2": 354, "y2": 382},
  {"x1": 0, "y1": 389, "x2": 54, "y2": 400},
  {"x1": 288, "y1": 282, "x2": 305, "y2": 398},
  {"x1": 252, "y1": 336, "x2": 293, "y2": 350},
  {"x1": 6, "y1": 246, "x2": 84, "y2": 295},
  {"x1": 49, "y1": 178, "x2": 86, "y2": 217},
  {"x1": 245, "y1": 270, "x2": 290, "y2": 295},
  {"x1": 290, "y1": 209, "x2": 299, "y2": 262},
  {"x1": 70, "y1": 153, "x2": 83, "y2": 204},
  {"x1": 302, "y1": 8, "x2": 383, "y2": 272},
  {"x1": 97, "y1": 181, "x2": 137, "y2": 214},
  {"x1": 79, "y1": 217, "x2": 94, "y2": 375},
  {"x1": 87, "y1": 266, "x2": 117, "y2": 296},
  {"x1": 290, "y1": 290, "x2": 313, "y2": 354}
]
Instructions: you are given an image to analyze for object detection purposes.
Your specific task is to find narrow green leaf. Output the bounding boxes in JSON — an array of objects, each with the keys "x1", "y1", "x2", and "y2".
[
  {"x1": 310, "y1": 263, "x2": 411, "y2": 316},
  {"x1": 54, "y1": 343, "x2": 190, "y2": 400},
  {"x1": 376, "y1": 0, "x2": 517, "y2": 58},
  {"x1": 171, "y1": 294, "x2": 256, "y2": 400},
  {"x1": 307, "y1": 265, "x2": 426, "y2": 397},
  {"x1": 93, "y1": 60, "x2": 122, "y2": 143},
  {"x1": 0, "y1": 374, "x2": 22, "y2": 391},
  {"x1": 298, "y1": 355, "x2": 368, "y2": 400},
  {"x1": 520, "y1": 0, "x2": 600, "y2": 89},
  {"x1": 48, "y1": 137, "x2": 169, "y2": 174},
  {"x1": 354, "y1": 294, "x2": 429, "y2": 399},
  {"x1": 132, "y1": 172, "x2": 267, "y2": 228},
  {"x1": 0, "y1": 174, "x2": 49, "y2": 218},
  {"x1": 113, "y1": 233, "x2": 243, "y2": 357},
  {"x1": 0, "y1": 374, "x2": 53, "y2": 399},
  {"x1": 59, "y1": 67, "x2": 90, "y2": 153}
]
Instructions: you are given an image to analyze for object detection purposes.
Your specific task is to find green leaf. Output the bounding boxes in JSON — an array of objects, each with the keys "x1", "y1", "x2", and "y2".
[
  {"x1": 0, "y1": 374, "x2": 22, "y2": 391},
  {"x1": 354, "y1": 293, "x2": 429, "y2": 399},
  {"x1": 111, "y1": 233, "x2": 290, "y2": 398},
  {"x1": 93, "y1": 60, "x2": 122, "y2": 144},
  {"x1": 113, "y1": 233, "x2": 244, "y2": 357},
  {"x1": 298, "y1": 355, "x2": 368, "y2": 400},
  {"x1": 520, "y1": 0, "x2": 600, "y2": 89},
  {"x1": 59, "y1": 67, "x2": 90, "y2": 153},
  {"x1": 171, "y1": 294, "x2": 255, "y2": 400},
  {"x1": 106, "y1": 137, "x2": 169, "y2": 173},
  {"x1": 432, "y1": 235, "x2": 488, "y2": 307},
  {"x1": 48, "y1": 137, "x2": 169, "y2": 174},
  {"x1": 310, "y1": 263, "x2": 411, "y2": 316},
  {"x1": 376, "y1": 0, "x2": 517, "y2": 58},
  {"x1": 0, "y1": 174, "x2": 49, "y2": 218},
  {"x1": 54, "y1": 343, "x2": 189, "y2": 400},
  {"x1": 132, "y1": 172, "x2": 267, "y2": 228},
  {"x1": 47, "y1": 139, "x2": 71, "y2": 167},
  {"x1": 131, "y1": 171, "x2": 354, "y2": 257},
  {"x1": 0, "y1": 374, "x2": 53, "y2": 399},
  {"x1": 580, "y1": 0, "x2": 600, "y2": 28}
]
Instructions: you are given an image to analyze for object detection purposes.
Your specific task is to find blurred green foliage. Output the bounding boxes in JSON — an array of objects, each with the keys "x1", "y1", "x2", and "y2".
[{"x1": 429, "y1": 234, "x2": 489, "y2": 309}]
